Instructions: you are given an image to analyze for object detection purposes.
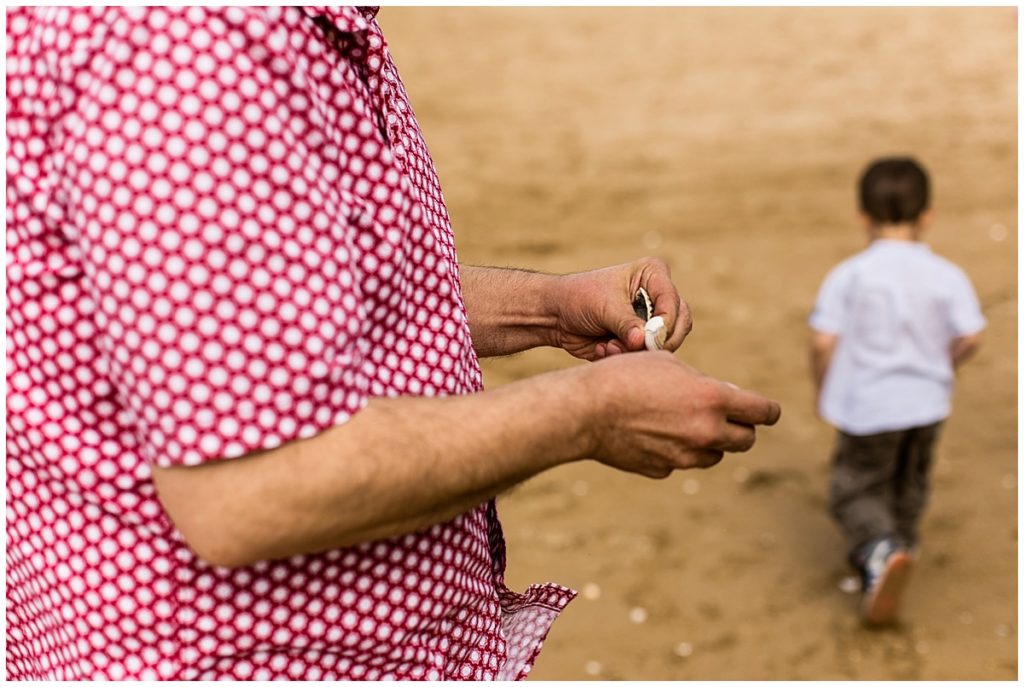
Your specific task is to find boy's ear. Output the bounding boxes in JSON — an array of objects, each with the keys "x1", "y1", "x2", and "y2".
[{"x1": 917, "y1": 209, "x2": 934, "y2": 228}]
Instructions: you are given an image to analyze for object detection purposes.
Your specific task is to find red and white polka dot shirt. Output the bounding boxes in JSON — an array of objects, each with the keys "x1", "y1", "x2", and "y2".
[{"x1": 6, "y1": 6, "x2": 574, "y2": 680}]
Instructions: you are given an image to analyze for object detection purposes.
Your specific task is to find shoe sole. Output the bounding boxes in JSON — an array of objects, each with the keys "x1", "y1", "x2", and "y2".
[{"x1": 862, "y1": 551, "x2": 913, "y2": 625}]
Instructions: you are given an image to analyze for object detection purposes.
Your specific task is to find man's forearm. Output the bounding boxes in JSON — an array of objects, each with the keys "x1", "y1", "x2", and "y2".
[
  {"x1": 152, "y1": 364, "x2": 597, "y2": 568},
  {"x1": 459, "y1": 265, "x2": 561, "y2": 356}
]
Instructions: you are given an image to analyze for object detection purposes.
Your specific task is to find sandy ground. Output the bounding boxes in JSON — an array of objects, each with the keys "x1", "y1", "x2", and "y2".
[{"x1": 381, "y1": 8, "x2": 1017, "y2": 680}]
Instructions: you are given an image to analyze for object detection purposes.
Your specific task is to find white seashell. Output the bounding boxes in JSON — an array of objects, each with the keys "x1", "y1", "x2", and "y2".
[
  {"x1": 632, "y1": 287, "x2": 654, "y2": 321},
  {"x1": 644, "y1": 316, "x2": 667, "y2": 351},
  {"x1": 634, "y1": 287, "x2": 667, "y2": 351}
]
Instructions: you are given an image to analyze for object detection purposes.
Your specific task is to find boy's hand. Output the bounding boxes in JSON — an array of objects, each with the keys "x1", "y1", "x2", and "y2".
[
  {"x1": 951, "y1": 331, "x2": 983, "y2": 369},
  {"x1": 551, "y1": 258, "x2": 692, "y2": 360}
]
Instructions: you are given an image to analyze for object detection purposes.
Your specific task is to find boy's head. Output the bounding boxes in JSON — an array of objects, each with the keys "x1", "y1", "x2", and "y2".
[{"x1": 858, "y1": 157, "x2": 930, "y2": 227}]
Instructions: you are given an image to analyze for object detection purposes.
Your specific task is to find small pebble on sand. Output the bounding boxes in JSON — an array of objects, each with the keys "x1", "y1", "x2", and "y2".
[
  {"x1": 989, "y1": 223, "x2": 1008, "y2": 242},
  {"x1": 757, "y1": 532, "x2": 776, "y2": 549},
  {"x1": 582, "y1": 583, "x2": 601, "y2": 601},
  {"x1": 732, "y1": 466, "x2": 750, "y2": 483},
  {"x1": 584, "y1": 661, "x2": 602, "y2": 676},
  {"x1": 838, "y1": 575, "x2": 861, "y2": 594},
  {"x1": 642, "y1": 230, "x2": 663, "y2": 250},
  {"x1": 629, "y1": 607, "x2": 648, "y2": 624},
  {"x1": 572, "y1": 480, "x2": 590, "y2": 497},
  {"x1": 959, "y1": 611, "x2": 974, "y2": 625},
  {"x1": 673, "y1": 641, "x2": 694, "y2": 658},
  {"x1": 1001, "y1": 474, "x2": 1016, "y2": 489},
  {"x1": 995, "y1": 624, "x2": 1012, "y2": 638},
  {"x1": 683, "y1": 479, "x2": 700, "y2": 495}
]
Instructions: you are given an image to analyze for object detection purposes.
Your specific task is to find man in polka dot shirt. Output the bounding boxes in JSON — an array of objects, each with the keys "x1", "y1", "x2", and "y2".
[{"x1": 6, "y1": 6, "x2": 781, "y2": 680}]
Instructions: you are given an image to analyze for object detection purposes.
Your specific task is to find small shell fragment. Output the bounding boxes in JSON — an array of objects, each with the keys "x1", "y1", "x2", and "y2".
[
  {"x1": 837, "y1": 575, "x2": 861, "y2": 594},
  {"x1": 634, "y1": 287, "x2": 667, "y2": 351},
  {"x1": 673, "y1": 641, "x2": 694, "y2": 658},
  {"x1": 632, "y1": 287, "x2": 653, "y2": 321}
]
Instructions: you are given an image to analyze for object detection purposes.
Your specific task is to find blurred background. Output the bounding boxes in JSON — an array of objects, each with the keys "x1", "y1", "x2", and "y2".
[{"x1": 381, "y1": 7, "x2": 1017, "y2": 680}]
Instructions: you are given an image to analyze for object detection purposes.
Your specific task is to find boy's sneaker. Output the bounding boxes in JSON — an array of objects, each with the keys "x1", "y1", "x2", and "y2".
[{"x1": 858, "y1": 537, "x2": 913, "y2": 625}]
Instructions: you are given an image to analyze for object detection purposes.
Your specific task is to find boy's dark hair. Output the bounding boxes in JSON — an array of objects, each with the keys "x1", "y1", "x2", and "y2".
[{"x1": 858, "y1": 157, "x2": 930, "y2": 224}]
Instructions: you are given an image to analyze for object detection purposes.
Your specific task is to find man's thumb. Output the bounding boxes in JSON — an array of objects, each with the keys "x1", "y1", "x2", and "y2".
[{"x1": 614, "y1": 313, "x2": 647, "y2": 351}]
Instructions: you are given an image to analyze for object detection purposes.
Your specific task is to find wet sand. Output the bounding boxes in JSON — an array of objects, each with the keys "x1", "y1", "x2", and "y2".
[{"x1": 382, "y1": 8, "x2": 1017, "y2": 680}]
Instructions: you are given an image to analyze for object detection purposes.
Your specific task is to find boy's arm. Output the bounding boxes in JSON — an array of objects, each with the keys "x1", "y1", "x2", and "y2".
[
  {"x1": 947, "y1": 267, "x2": 986, "y2": 370},
  {"x1": 951, "y1": 331, "x2": 983, "y2": 369},
  {"x1": 809, "y1": 330, "x2": 839, "y2": 409},
  {"x1": 808, "y1": 265, "x2": 847, "y2": 413}
]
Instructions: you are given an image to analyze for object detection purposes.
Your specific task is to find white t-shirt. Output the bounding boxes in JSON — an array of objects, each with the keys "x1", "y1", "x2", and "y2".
[{"x1": 809, "y1": 239, "x2": 986, "y2": 436}]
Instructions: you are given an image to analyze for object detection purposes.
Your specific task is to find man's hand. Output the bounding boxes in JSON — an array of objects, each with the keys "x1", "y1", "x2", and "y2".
[
  {"x1": 551, "y1": 258, "x2": 692, "y2": 360},
  {"x1": 459, "y1": 259, "x2": 690, "y2": 359},
  {"x1": 583, "y1": 351, "x2": 781, "y2": 478}
]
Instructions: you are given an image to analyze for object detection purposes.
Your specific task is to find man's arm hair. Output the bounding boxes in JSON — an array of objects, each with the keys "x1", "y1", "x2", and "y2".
[
  {"x1": 152, "y1": 365, "x2": 596, "y2": 568},
  {"x1": 458, "y1": 265, "x2": 561, "y2": 357}
]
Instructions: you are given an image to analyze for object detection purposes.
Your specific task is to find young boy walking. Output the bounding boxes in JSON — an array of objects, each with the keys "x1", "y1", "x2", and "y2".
[{"x1": 809, "y1": 157, "x2": 985, "y2": 625}]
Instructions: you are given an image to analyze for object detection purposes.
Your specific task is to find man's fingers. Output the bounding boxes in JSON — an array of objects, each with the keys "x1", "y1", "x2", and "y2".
[
  {"x1": 605, "y1": 339, "x2": 627, "y2": 356},
  {"x1": 644, "y1": 268, "x2": 680, "y2": 326},
  {"x1": 642, "y1": 464, "x2": 675, "y2": 480},
  {"x1": 692, "y1": 449, "x2": 725, "y2": 469},
  {"x1": 611, "y1": 312, "x2": 646, "y2": 351},
  {"x1": 713, "y1": 421, "x2": 757, "y2": 453},
  {"x1": 640, "y1": 263, "x2": 691, "y2": 351},
  {"x1": 662, "y1": 298, "x2": 693, "y2": 351},
  {"x1": 723, "y1": 386, "x2": 782, "y2": 426}
]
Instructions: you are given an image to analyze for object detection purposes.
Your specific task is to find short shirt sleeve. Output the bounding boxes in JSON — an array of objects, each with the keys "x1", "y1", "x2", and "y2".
[
  {"x1": 809, "y1": 264, "x2": 851, "y2": 334},
  {"x1": 64, "y1": 8, "x2": 401, "y2": 467},
  {"x1": 947, "y1": 267, "x2": 986, "y2": 337}
]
